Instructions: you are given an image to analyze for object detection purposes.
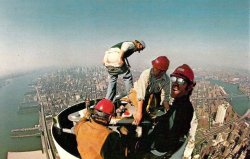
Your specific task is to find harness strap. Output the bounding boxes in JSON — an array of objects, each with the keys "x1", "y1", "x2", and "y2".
[
  {"x1": 125, "y1": 58, "x2": 130, "y2": 67},
  {"x1": 151, "y1": 149, "x2": 167, "y2": 156}
]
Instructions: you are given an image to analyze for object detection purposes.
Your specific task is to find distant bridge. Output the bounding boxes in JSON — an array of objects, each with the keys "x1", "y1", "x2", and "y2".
[{"x1": 192, "y1": 94, "x2": 248, "y2": 100}]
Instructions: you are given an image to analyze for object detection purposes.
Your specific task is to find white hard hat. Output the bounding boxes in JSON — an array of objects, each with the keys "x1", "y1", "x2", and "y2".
[{"x1": 137, "y1": 40, "x2": 146, "y2": 48}]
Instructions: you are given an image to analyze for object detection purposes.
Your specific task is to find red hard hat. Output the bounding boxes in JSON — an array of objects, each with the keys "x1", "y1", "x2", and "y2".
[
  {"x1": 171, "y1": 64, "x2": 194, "y2": 83},
  {"x1": 152, "y1": 56, "x2": 170, "y2": 71},
  {"x1": 94, "y1": 99, "x2": 115, "y2": 115}
]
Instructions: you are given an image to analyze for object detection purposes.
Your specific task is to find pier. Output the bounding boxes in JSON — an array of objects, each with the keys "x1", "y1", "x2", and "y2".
[
  {"x1": 10, "y1": 133, "x2": 40, "y2": 138},
  {"x1": 18, "y1": 104, "x2": 39, "y2": 113},
  {"x1": 10, "y1": 125, "x2": 40, "y2": 138},
  {"x1": 11, "y1": 125, "x2": 40, "y2": 132}
]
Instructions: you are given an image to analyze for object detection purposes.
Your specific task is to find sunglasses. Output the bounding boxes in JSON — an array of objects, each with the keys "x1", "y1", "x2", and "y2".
[{"x1": 170, "y1": 76, "x2": 186, "y2": 85}]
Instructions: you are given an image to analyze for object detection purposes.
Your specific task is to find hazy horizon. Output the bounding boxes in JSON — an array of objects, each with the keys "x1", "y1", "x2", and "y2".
[{"x1": 0, "y1": 0, "x2": 249, "y2": 77}]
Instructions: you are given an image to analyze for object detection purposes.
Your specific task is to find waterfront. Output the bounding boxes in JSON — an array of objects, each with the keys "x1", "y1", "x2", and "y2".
[
  {"x1": 0, "y1": 73, "x2": 41, "y2": 159},
  {"x1": 210, "y1": 79, "x2": 250, "y2": 116}
]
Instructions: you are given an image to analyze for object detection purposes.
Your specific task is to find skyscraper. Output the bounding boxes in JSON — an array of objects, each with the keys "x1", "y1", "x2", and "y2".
[{"x1": 215, "y1": 103, "x2": 228, "y2": 124}]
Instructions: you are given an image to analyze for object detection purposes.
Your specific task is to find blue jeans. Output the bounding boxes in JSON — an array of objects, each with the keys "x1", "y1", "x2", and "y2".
[{"x1": 106, "y1": 68, "x2": 133, "y2": 101}]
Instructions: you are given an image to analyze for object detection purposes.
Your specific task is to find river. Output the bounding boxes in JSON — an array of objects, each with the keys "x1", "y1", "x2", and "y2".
[
  {"x1": 210, "y1": 79, "x2": 250, "y2": 116},
  {"x1": 0, "y1": 73, "x2": 41, "y2": 159}
]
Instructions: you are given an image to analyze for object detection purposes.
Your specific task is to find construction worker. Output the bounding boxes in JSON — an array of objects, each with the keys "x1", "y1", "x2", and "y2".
[
  {"x1": 129, "y1": 56, "x2": 171, "y2": 125},
  {"x1": 103, "y1": 40, "x2": 146, "y2": 101},
  {"x1": 140, "y1": 64, "x2": 196, "y2": 159},
  {"x1": 74, "y1": 99, "x2": 125, "y2": 159}
]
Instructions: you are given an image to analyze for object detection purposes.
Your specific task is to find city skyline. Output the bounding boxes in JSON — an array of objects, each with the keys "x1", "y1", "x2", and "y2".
[{"x1": 0, "y1": 0, "x2": 249, "y2": 77}]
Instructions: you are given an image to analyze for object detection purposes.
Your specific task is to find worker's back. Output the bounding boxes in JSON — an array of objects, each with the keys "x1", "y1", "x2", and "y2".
[{"x1": 75, "y1": 119, "x2": 111, "y2": 159}]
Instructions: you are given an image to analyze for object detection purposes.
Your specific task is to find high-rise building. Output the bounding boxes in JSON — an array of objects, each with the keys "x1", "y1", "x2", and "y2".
[{"x1": 215, "y1": 103, "x2": 228, "y2": 124}]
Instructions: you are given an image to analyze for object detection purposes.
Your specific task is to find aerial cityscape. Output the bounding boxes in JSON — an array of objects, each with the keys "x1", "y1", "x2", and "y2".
[
  {"x1": 0, "y1": 0, "x2": 249, "y2": 159},
  {"x1": 1, "y1": 65, "x2": 249, "y2": 159}
]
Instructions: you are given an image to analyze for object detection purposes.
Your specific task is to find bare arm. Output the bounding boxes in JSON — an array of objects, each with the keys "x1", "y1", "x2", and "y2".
[{"x1": 133, "y1": 100, "x2": 143, "y2": 125}]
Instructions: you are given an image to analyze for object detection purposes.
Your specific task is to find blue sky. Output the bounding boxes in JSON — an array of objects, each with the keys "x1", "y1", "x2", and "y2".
[{"x1": 0, "y1": 0, "x2": 249, "y2": 76}]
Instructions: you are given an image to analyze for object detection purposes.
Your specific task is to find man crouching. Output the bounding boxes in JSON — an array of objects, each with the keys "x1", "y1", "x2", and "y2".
[{"x1": 74, "y1": 99, "x2": 125, "y2": 159}]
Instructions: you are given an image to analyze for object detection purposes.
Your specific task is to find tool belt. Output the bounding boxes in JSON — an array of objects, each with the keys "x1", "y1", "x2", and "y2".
[
  {"x1": 128, "y1": 89, "x2": 161, "y2": 117},
  {"x1": 106, "y1": 64, "x2": 129, "y2": 75}
]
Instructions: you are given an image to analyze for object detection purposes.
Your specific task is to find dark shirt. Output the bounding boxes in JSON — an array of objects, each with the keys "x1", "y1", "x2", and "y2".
[
  {"x1": 101, "y1": 131, "x2": 125, "y2": 159},
  {"x1": 111, "y1": 41, "x2": 136, "y2": 58},
  {"x1": 151, "y1": 95, "x2": 194, "y2": 153}
]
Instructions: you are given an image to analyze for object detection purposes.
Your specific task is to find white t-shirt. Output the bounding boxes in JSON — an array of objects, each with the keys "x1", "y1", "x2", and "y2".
[{"x1": 103, "y1": 42, "x2": 135, "y2": 67}]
